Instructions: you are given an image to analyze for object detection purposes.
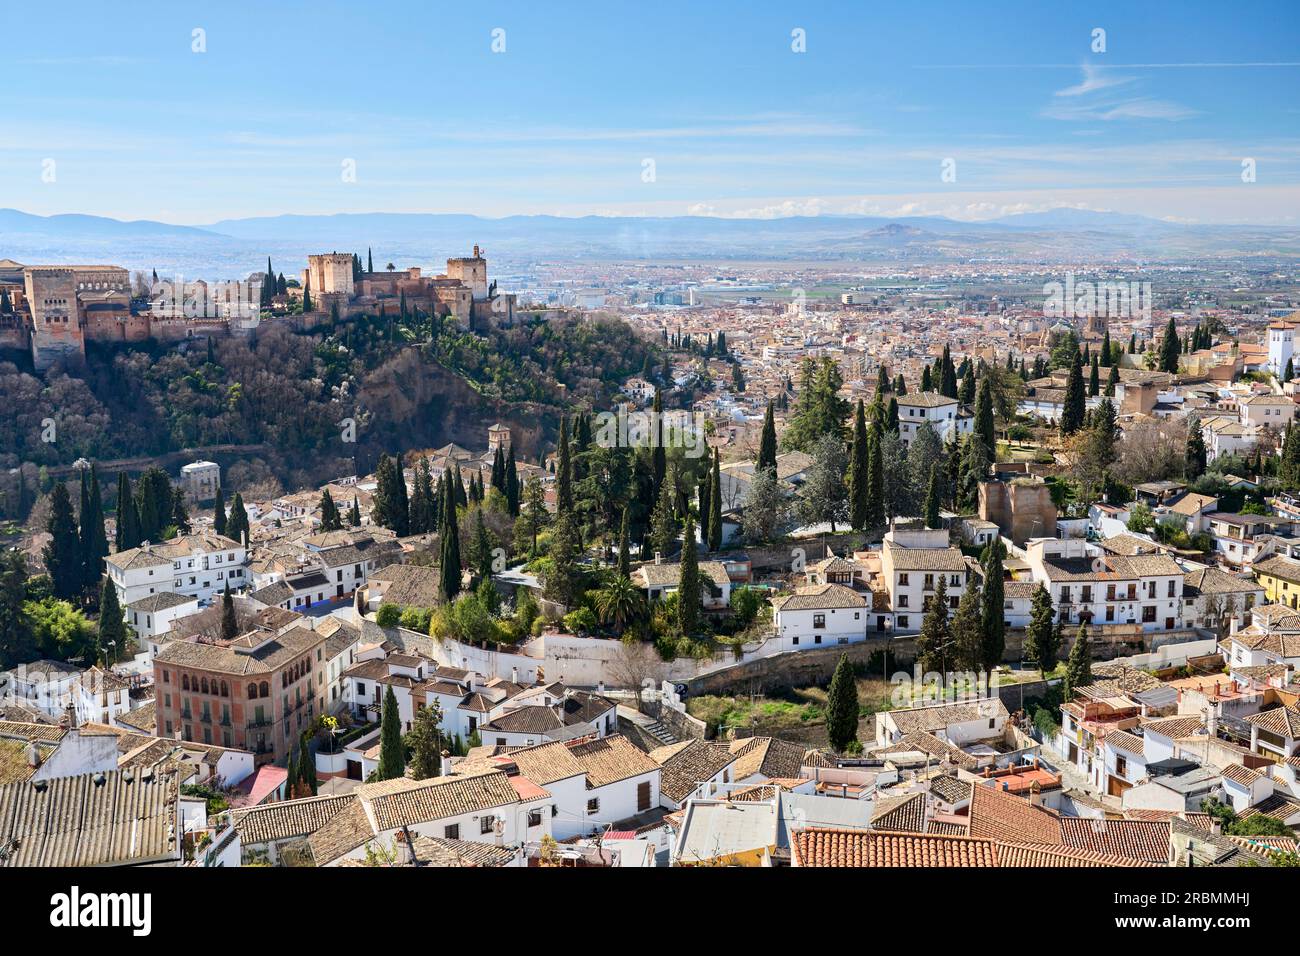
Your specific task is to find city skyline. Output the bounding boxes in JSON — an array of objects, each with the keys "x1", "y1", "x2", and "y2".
[{"x1": 2, "y1": 0, "x2": 1298, "y2": 224}]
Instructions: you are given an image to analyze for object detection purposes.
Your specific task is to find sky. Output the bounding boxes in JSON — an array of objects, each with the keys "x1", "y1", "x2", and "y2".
[{"x1": 1, "y1": 0, "x2": 1298, "y2": 224}]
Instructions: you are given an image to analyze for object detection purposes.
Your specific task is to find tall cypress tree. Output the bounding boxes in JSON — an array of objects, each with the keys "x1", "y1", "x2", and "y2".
[
  {"x1": 676, "y1": 516, "x2": 701, "y2": 635},
  {"x1": 116, "y1": 473, "x2": 141, "y2": 552},
  {"x1": 1186, "y1": 416, "x2": 1208, "y2": 480},
  {"x1": 221, "y1": 584, "x2": 238, "y2": 640},
  {"x1": 1064, "y1": 621, "x2": 1093, "y2": 698},
  {"x1": 376, "y1": 687, "x2": 405, "y2": 781},
  {"x1": 617, "y1": 508, "x2": 631, "y2": 577},
  {"x1": 866, "y1": 426, "x2": 885, "y2": 528},
  {"x1": 979, "y1": 543, "x2": 1006, "y2": 670},
  {"x1": 45, "y1": 483, "x2": 82, "y2": 599},
  {"x1": 757, "y1": 401, "x2": 778, "y2": 474},
  {"x1": 556, "y1": 418, "x2": 573, "y2": 515},
  {"x1": 79, "y1": 466, "x2": 108, "y2": 591},
  {"x1": 708, "y1": 449, "x2": 723, "y2": 552},
  {"x1": 1059, "y1": 352, "x2": 1086, "y2": 435},
  {"x1": 924, "y1": 463, "x2": 941, "y2": 530},
  {"x1": 504, "y1": 447, "x2": 520, "y2": 517},
  {"x1": 974, "y1": 377, "x2": 995, "y2": 454},
  {"x1": 825, "y1": 653, "x2": 859, "y2": 752},
  {"x1": 226, "y1": 493, "x2": 250, "y2": 546},
  {"x1": 1023, "y1": 583, "x2": 1060, "y2": 673},
  {"x1": 651, "y1": 389, "x2": 667, "y2": 493},
  {"x1": 439, "y1": 471, "x2": 462, "y2": 601},
  {"x1": 848, "y1": 400, "x2": 870, "y2": 531},
  {"x1": 97, "y1": 575, "x2": 128, "y2": 664},
  {"x1": 1158, "y1": 316, "x2": 1181, "y2": 374},
  {"x1": 213, "y1": 483, "x2": 227, "y2": 535}
]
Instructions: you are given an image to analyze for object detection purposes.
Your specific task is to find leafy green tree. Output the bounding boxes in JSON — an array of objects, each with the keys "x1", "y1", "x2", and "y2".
[
  {"x1": 825, "y1": 653, "x2": 859, "y2": 752},
  {"x1": 543, "y1": 511, "x2": 581, "y2": 607},
  {"x1": 594, "y1": 574, "x2": 644, "y2": 629},
  {"x1": 375, "y1": 686, "x2": 405, "y2": 781},
  {"x1": 799, "y1": 434, "x2": 849, "y2": 532},
  {"x1": 784, "y1": 356, "x2": 850, "y2": 451},
  {"x1": 0, "y1": 552, "x2": 36, "y2": 668},
  {"x1": 740, "y1": 467, "x2": 788, "y2": 544},
  {"x1": 1023, "y1": 583, "x2": 1060, "y2": 672},
  {"x1": 405, "y1": 698, "x2": 444, "y2": 780}
]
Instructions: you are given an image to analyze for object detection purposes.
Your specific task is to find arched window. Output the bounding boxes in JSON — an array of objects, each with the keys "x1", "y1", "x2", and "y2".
[
  {"x1": 247, "y1": 683, "x2": 257, "y2": 699},
  {"x1": 200, "y1": 677, "x2": 209, "y2": 695},
  {"x1": 259, "y1": 681, "x2": 270, "y2": 698},
  {"x1": 181, "y1": 674, "x2": 190, "y2": 691},
  {"x1": 220, "y1": 681, "x2": 229, "y2": 697}
]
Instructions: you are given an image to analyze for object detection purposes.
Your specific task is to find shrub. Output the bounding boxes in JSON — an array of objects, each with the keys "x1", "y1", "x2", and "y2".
[{"x1": 375, "y1": 603, "x2": 401, "y2": 627}]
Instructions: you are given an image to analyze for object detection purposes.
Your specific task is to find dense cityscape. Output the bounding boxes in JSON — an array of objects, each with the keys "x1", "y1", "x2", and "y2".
[{"x1": 2, "y1": 0, "x2": 1298, "y2": 938}]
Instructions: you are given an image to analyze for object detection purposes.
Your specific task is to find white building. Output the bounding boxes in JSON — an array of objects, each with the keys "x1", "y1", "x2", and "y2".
[
  {"x1": 180, "y1": 460, "x2": 221, "y2": 503},
  {"x1": 1022, "y1": 537, "x2": 1184, "y2": 631},
  {"x1": 880, "y1": 526, "x2": 969, "y2": 634},
  {"x1": 2, "y1": 660, "x2": 133, "y2": 725},
  {"x1": 895, "y1": 392, "x2": 971, "y2": 447},
  {"x1": 105, "y1": 532, "x2": 247, "y2": 606},
  {"x1": 771, "y1": 583, "x2": 874, "y2": 649},
  {"x1": 124, "y1": 592, "x2": 200, "y2": 653}
]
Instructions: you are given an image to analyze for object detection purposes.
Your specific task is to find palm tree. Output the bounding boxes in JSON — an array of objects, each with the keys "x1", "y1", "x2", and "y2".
[{"x1": 593, "y1": 575, "x2": 644, "y2": 629}]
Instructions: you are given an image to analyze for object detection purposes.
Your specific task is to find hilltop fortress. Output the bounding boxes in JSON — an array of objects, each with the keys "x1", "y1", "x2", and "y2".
[{"x1": 0, "y1": 245, "x2": 516, "y2": 371}]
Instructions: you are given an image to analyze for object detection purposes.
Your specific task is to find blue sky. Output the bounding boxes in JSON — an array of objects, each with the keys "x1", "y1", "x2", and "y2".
[{"x1": 2, "y1": 0, "x2": 1298, "y2": 223}]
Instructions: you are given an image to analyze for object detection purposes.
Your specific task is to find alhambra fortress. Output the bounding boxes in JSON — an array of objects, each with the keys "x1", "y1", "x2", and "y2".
[{"x1": 0, "y1": 246, "x2": 517, "y2": 370}]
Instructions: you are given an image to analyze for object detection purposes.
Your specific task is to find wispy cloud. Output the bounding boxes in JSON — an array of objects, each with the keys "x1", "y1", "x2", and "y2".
[{"x1": 1043, "y1": 63, "x2": 1196, "y2": 121}]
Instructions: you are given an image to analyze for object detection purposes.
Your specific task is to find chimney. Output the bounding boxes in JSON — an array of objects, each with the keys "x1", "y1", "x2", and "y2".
[
  {"x1": 511, "y1": 666, "x2": 518, "y2": 684},
  {"x1": 25, "y1": 741, "x2": 41, "y2": 769},
  {"x1": 654, "y1": 552, "x2": 663, "y2": 565},
  {"x1": 1210, "y1": 817, "x2": 1223, "y2": 837},
  {"x1": 1028, "y1": 781, "x2": 1042, "y2": 806},
  {"x1": 395, "y1": 829, "x2": 415, "y2": 866}
]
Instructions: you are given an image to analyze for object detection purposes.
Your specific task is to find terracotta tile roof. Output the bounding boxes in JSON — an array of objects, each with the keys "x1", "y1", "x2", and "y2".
[
  {"x1": 1221, "y1": 763, "x2": 1265, "y2": 786},
  {"x1": 1058, "y1": 817, "x2": 1170, "y2": 863},
  {"x1": 967, "y1": 783, "x2": 1063, "y2": 844},
  {"x1": 231, "y1": 793, "x2": 355, "y2": 846},
  {"x1": 793, "y1": 828, "x2": 997, "y2": 867},
  {"x1": 1245, "y1": 706, "x2": 1300, "y2": 739},
  {"x1": 649, "y1": 739, "x2": 736, "y2": 803},
  {"x1": 870, "y1": 791, "x2": 928, "y2": 833},
  {"x1": 1140, "y1": 714, "x2": 1207, "y2": 740},
  {"x1": 772, "y1": 582, "x2": 869, "y2": 611},
  {"x1": 727, "y1": 736, "x2": 808, "y2": 780},
  {"x1": 568, "y1": 735, "x2": 659, "y2": 788}
]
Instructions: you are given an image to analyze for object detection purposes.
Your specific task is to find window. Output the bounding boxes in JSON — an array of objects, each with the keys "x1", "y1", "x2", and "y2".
[
  {"x1": 898, "y1": 574, "x2": 909, "y2": 586},
  {"x1": 1167, "y1": 580, "x2": 1176, "y2": 597},
  {"x1": 897, "y1": 616, "x2": 909, "y2": 629},
  {"x1": 1116, "y1": 755, "x2": 1128, "y2": 777},
  {"x1": 587, "y1": 797, "x2": 600, "y2": 815},
  {"x1": 813, "y1": 613, "x2": 826, "y2": 629},
  {"x1": 637, "y1": 780, "x2": 652, "y2": 812},
  {"x1": 898, "y1": 594, "x2": 909, "y2": 608},
  {"x1": 444, "y1": 824, "x2": 460, "y2": 840},
  {"x1": 480, "y1": 815, "x2": 495, "y2": 835},
  {"x1": 528, "y1": 809, "x2": 543, "y2": 828}
]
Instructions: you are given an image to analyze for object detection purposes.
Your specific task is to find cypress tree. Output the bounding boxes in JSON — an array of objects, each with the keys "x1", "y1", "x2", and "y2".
[
  {"x1": 696, "y1": 461, "x2": 711, "y2": 541},
  {"x1": 848, "y1": 400, "x2": 870, "y2": 531},
  {"x1": 1158, "y1": 316, "x2": 1181, "y2": 374},
  {"x1": 170, "y1": 487, "x2": 191, "y2": 535},
  {"x1": 708, "y1": 449, "x2": 723, "y2": 552},
  {"x1": 439, "y1": 472, "x2": 462, "y2": 601},
  {"x1": 1101, "y1": 327, "x2": 1112, "y2": 366},
  {"x1": 504, "y1": 448, "x2": 520, "y2": 517},
  {"x1": 319, "y1": 489, "x2": 342, "y2": 531},
  {"x1": 825, "y1": 653, "x2": 859, "y2": 752},
  {"x1": 213, "y1": 483, "x2": 227, "y2": 535},
  {"x1": 221, "y1": 584, "x2": 238, "y2": 640},
  {"x1": 117, "y1": 473, "x2": 141, "y2": 552},
  {"x1": 1060, "y1": 352, "x2": 1086, "y2": 435},
  {"x1": 1064, "y1": 621, "x2": 1093, "y2": 698},
  {"x1": 226, "y1": 493, "x2": 249, "y2": 546},
  {"x1": 915, "y1": 576, "x2": 951, "y2": 674},
  {"x1": 376, "y1": 686, "x2": 405, "y2": 781},
  {"x1": 924, "y1": 464, "x2": 941, "y2": 530},
  {"x1": 651, "y1": 389, "x2": 667, "y2": 493},
  {"x1": 979, "y1": 543, "x2": 1006, "y2": 670},
  {"x1": 79, "y1": 466, "x2": 108, "y2": 591},
  {"x1": 97, "y1": 575, "x2": 128, "y2": 664},
  {"x1": 1185, "y1": 416, "x2": 1207, "y2": 480},
  {"x1": 393, "y1": 454, "x2": 411, "y2": 535},
  {"x1": 974, "y1": 377, "x2": 995, "y2": 460},
  {"x1": 44, "y1": 483, "x2": 82, "y2": 600},
  {"x1": 1105, "y1": 363, "x2": 1120, "y2": 397},
  {"x1": 1023, "y1": 582, "x2": 1060, "y2": 672},
  {"x1": 866, "y1": 426, "x2": 885, "y2": 528},
  {"x1": 1089, "y1": 355, "x2": 1100, "y2": 396},
  {"x1": 617, "y1": 508, "x2": 631, "y2": 576},
  {"x1": 757, "y1": 401, "x2": 778, "y2": 474},
  {"x1": 950, "y1": 578, "x2": 984, "y2": 672},
  {"x1": 349, "y1": 495, "x2": 362, "y2": 527},
  {"x1": 676, "y1": 516, "x2": 701, "y2": 635}
]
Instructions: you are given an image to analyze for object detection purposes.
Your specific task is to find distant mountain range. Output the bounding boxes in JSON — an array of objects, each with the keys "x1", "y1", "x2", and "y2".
[{"x1": 2, "y1": 206, "x2": 1297, "y2": 274}]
